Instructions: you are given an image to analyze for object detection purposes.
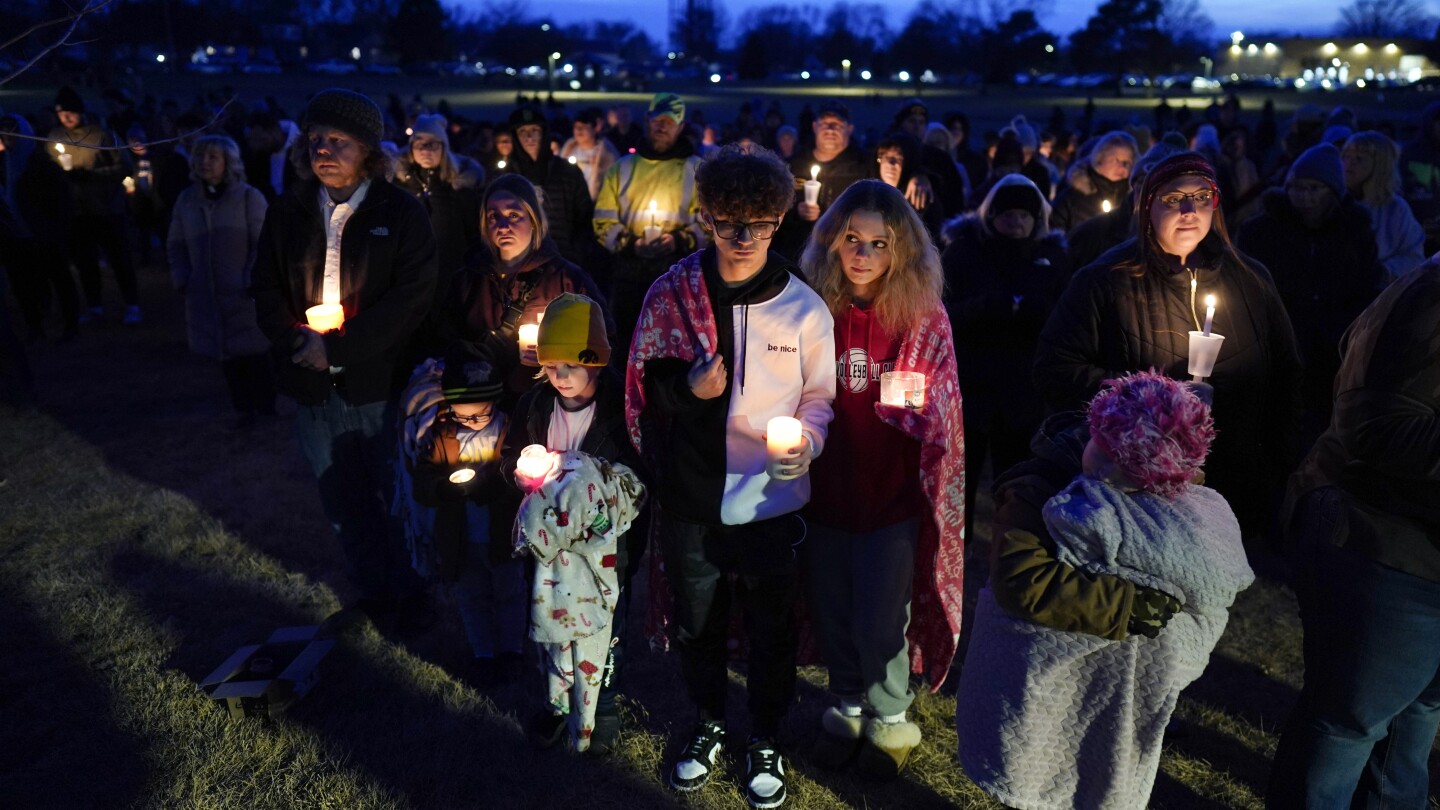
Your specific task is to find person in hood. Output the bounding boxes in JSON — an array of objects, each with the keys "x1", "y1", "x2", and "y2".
[
  {"x1": 625, "y1": 144, "x2": 834, "y2": 809},
  {"x1": 1066, "y1": 137, "x2": 1186, "y2": 272},
  {"x1": 1050, "y1": 130, "x2": 1138, "y2": 234},
  {"x1": 594, "y1": 92, "x2": 706, "y2": 346},
  {"x1": 1034, "y1": 152, "x2": 1303, "y2": 545},
  {"x1": 394, "y1": 114, "x2": 484, "y2": 286},
  {"x1": 559, "y1": 107, "x2": 620, "y2": 202},
  {"x1": 1237, "y1": 143, "x2": 1382, "y2": 447},
  {"x1": 799, "y1": 179, "x2": 966, "y2": 781},
  {"x1": 502, "y1": 105, "x2": 593, "y2": 266},
  {"x1": 941, "y1": 175, "x2": 1068, "y2": 530},
  {"x1": 439, "y1": 173, "x2": 610, "y2": 407}
]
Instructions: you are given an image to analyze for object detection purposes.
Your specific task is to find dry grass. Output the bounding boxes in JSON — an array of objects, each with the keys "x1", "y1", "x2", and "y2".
[{"x1": 1, "y1": 266, "x2": 1431, "y2": 808}]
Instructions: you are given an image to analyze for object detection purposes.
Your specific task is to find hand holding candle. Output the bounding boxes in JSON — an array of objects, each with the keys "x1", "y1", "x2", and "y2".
[
  {"x1": 765, "y1": 416, "x2": 808, "y2": 479},
  {"x1": 644, "y1": 199, "x2": 662, "y2": 245},
  {"x1": 515, "y1": 444, "x2": 555, "y2": 489},
  {"x1": 880, "y1": 371, "x2": 926, "y2": 409},
  {"x1": 804, "y1": 164, "x2": 822, "y2": 207},
  {"x1": 1188, "y1": 292, "x2": 1223, "y2": 381},
  {"x1": 56, "y1": 144, "x2": 72, "y2": 171}
]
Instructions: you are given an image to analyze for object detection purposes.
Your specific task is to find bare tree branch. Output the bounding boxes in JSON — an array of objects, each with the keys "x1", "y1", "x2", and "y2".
[
  {"x1": 0, "y1": 0, "x2": 116, "y2": 89},
  {"x1": 3, "y1": 97, "x2": 239, "y2": 152}
]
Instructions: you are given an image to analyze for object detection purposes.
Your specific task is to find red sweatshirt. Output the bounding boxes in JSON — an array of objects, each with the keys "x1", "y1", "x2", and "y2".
[{"x1": 808, "y1": 302, "x2": 925, "y2": 532}]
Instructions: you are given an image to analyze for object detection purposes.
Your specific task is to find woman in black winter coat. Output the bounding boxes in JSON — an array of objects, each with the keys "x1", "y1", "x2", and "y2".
[
  {"x1": 1236, "y1": 143, "x2": 1382, "y2": 447},
  {"x1": 1049, "y1": 130, "x2": 1138, "y2": 235},
  {"x1": 941, "y1": 174, "x2": 1068, "y2": 527},
  {"x1": 1034, "y1": 152, "x2": 1303, "y2": 543},
  {"x1": 439, "y1": 174, "x2": 611, "y2": 407}
]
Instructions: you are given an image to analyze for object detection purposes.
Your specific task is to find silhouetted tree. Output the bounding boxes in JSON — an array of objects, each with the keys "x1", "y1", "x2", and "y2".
[{"x1": 1338, "y1": 0, "x2": 1436, "y2": 37}]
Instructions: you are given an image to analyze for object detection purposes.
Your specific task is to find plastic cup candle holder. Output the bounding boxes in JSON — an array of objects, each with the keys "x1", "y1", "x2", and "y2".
[
  {"x1": 804, "y1": 165, "x2": 822, "y2": 206},
  {"x1": 1188, "y1": 331, "x2": 1225, "y2": 381},
  {"x1": 765, "y1": 416, "x2": 804, "y2": 477},
  {"x1": 56, "y1": 144, "x2": 73, "y2": 171},
  {"x1": 516, "y1": 444, "x2": 555, "y2": 489},
  {"x1": 517, "y1": 323, "x2": 539, "y2": 351},
  {"x1": 880, "y1": 371, "x2": 926, "y2": 409},
  {"x1": 305, "y1": 304, "x2": 344, "y2": 332},
  {"x1": 449, "y1": 468, "x2": 476, "y2": 485}
]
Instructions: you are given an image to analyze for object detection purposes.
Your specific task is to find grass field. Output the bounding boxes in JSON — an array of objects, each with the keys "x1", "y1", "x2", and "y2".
[{"x1": 1, "y1": 261, "x2": 1435, "y2": 809}]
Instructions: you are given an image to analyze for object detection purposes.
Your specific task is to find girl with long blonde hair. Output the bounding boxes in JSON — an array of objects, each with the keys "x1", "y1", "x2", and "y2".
[{"x1": 797, "y1": 179, "x2": 966, "y2": 779}]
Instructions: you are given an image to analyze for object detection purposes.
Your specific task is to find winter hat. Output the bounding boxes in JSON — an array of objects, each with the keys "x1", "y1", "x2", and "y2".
[
  {"x1": 1160, "y1": 131, "x2": 1190, "y2": 151},
  {"x1": 537, "y1": 293, "x2": 611, "y2": 367},
  {"x1": 302, "y1": 88, "x2": 384, "y2": 151},
  {"x1": 441, "y1": 347, "x2": 504, "y2": 404},
  {"x1": 894, "y1": 98, "x2": 927, "y2": 125},
  {"x1": 1086, "y1": 370, "x2": 1215, "y2": 500},
  {"x1": 648, "y1": 93, "x2": 685, "y2": 125},
  {"x1": 816, "y1": 100, "x2": 852, "y2": 122},
  {"x1": 410, "y1": 113, "x2": 449, "y2": 146},
  {"x1": 1139, "y1": 151, "x2": 1218, "y2": 216},
  {"x1": 1321, "y1": 124, "x2": 1353, "y2": 146},
  {"x1": 54, "y1": 86, "x2": 85, "y2": 115},
  {"x1": 508, "y1": 105, "x2": 546, "y2": 130},
  {"x1": 987, "y1": 178, "x2": 1044, "y2": 222},
  {"x1": 1286, "y1": 143, "x2": 1345, "y2": 199},
  {"x1": 1002, "y1": 115, "x2": 1038, "y2": 151},
  {"x1": 1133, "y1": 139, "x2": 1185, "y2": 183},
  {"x1": 992, "y1": 133, "x2": 1025, "y2": 169},
  {"x1": 1326, "y1": 105, "x2": 1357, "y2": 130}
]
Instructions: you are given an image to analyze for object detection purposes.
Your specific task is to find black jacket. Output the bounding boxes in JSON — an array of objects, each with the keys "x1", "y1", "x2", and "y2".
[
  {"x1": 1051, "y1": 166, "x2": 1129, "y2": 235},
  {"x1": 1236, "y1": 189, "x2": 1381, "y2": 433},
  {"x1": 503, "y1": 150, "x2": 595, "y2": 265},
  {"x1": 772, "y1": 144, "x2": 873, "y2": 261},
  {"x1": 942, "y1": 215, "x2": 1068, "y2": 425},
  {"x1": 1065, "y1": 197, "x2": 1134, "y2": 274},
  {"x1": 252, "y1": 178, "x2": 438, "y2": 406},
  {"x1": 1286, "y1": 258, "x2": 1440, "y2": 582},
  {"x1": 1033, "y1": 234, "x2": 1304, "y2": 535}
]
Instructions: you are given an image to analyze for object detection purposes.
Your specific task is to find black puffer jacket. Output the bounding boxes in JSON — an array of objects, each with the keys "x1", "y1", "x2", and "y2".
[
  {"x1": 1033, "y1": 233, "x2": 1304, "y2": 536},
  {"x1": 393, "y1": 155, "x2": 484, "y2": 283},
  {"x1": 1050, "y1": 164, "x2": 1129, "y2": 235},
  {"x1": 941, "y1": 215, "x2": 1068, "y2": 426},
  {"x1": 1236, "y1": 189, "x2": 1381, "y2": 434},
  {"x1": 502, "y1": 149, "x2": 595, "y2": 265}
]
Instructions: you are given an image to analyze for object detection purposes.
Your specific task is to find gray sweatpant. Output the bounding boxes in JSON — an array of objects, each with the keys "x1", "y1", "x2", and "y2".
[{"x1": 806, "y1": 518, "x2": 919, "y2": 718}]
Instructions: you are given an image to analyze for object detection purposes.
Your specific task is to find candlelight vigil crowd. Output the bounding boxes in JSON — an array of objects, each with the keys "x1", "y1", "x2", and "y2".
[{"x1": 2, "y1": 79, "x2": 1440, "y2": 810}]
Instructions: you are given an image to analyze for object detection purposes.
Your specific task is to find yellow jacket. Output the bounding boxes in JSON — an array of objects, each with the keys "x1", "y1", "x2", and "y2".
[{"x1": 592, "y1": 152, "x2": 706, "y2": 254}]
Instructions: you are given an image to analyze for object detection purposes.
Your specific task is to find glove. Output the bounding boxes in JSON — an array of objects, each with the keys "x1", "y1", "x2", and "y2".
[{"x1": 1127, "y1": 585, "x2": 1182, "y2": 639}]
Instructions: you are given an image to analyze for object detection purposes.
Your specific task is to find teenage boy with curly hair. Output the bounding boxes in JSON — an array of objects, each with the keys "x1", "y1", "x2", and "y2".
[{"x1": 625, "y1": 144, "x2": 836, "y2": 808}]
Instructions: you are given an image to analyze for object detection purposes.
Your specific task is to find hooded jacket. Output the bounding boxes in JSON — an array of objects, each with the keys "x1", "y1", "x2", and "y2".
[
  {"x1": 393, "y1": 153, "x2": 484, "y2": 283},
  {"x1": 46, "y1": 122, "x2": 132, "y2": 218},
  {"x1": 168, "y1": 180, "x2": 271, "y2": 359},
  {"x1": 502, "y1": 148, "x2": 595, "y2": 265},
  {"x1": 1051, "y1": 164, "x2": 1129, "y2": 235}
]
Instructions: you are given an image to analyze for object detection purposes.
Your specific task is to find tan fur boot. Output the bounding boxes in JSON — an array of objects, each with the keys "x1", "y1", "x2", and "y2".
[
  {"x1": 810, "y1": 707, "x2": 866, "y2": 770},
  {"x1": 857, "y1": 717, "x2": 922, "y2": 780}
]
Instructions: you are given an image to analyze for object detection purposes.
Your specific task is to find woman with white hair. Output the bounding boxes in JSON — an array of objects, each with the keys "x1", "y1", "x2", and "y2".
[
  {"x1": 1344, "y1": 131, "x2": 1427, "y2": 285},
  {"x1": 167, "y1": 134, "x2": 274, "y2": 427},
  {"x1": 1050, "y1": 130, "x2": 1138, "y2": 234}
]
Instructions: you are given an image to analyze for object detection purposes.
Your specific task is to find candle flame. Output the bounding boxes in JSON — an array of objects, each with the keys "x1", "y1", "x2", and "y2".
[
  {"x1": 56, "y1": 144, "x2": 65, "y2": 154},
  {"x1": 1101, "y1": 199, "x2": 1112, "y2": 213},
  {"x1": 810, "y1": 164, "x2": 820, "y2": 181},
  {"x1": 497, "y1": 159, "x2": 506, "y2": 169},
  {"x1": 1205, "y1": 294, "x2": 1216, "y2": 308},
  {"x1": 568, "y1": 155, "x2": 577, "y2": 164},
  {"x1": 649, "y1": 200, "x2": 657, "y2": 212}
]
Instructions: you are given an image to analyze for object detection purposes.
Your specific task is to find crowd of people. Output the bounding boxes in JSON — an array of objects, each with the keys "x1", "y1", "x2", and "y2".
[{"x1": 1, "y1": 79, "x2": 1437, "y2": 810}]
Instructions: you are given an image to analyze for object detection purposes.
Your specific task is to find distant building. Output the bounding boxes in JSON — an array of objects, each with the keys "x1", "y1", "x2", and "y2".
[{"x1": 1217, "y1": 36, "x2": 1434, "y2": 87}]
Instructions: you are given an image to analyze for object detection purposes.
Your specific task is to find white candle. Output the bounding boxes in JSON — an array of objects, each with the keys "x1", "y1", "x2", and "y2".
[
  {"x1": 766, "y1": 416, "x2": 803, "y2": 462},
  {"x1": 643, "y1": 224, "x2": 662, "y2": 244},
  {"x1": 305, "y1": 303, "x2": 344, "y2": 332},
  {"x1": 1203, "y1": 294, "x2": 1216, "y2": 337},
  {"x1": 648, "y1": 199, "x2": 658, "y2": 227},
  {"x1": 804, "y1": 164, "x2": 822, "y2": 207},
  {"x1": 517, "y1": 323, "x2": 539, "y2": 351},
  {"x1": 56, "y1": 144, "x2": 72, "y2": 171},
  {"x1": 449, "y1": 468, "x2": 476, "y2": 485},
  {"x1": 516, "y1": 444, "x2": 554, "y2": 488}
]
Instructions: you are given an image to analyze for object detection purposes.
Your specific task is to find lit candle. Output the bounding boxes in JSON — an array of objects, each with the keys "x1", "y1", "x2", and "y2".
[
  {"x1": 305, "y1": 303, "x2": 344, "y2": 332},
  {"x1": 1101, "y1": 199, "x2": 1112, "y2": 213},
  {"x1": 56, "y1": 144, "x2": 72, "y2": 171},
  {"x1": 766, "y1": 416, "x2": 803, "y2": 466},
  {"x1": 516, "y1": 444, "x2": 555, "y2": 488},
  {"x1": 1203, "y1": 294, "x2": 1216, "y2": 337},
  {"x1": 449, "y1": 468, "x2": 476, "y2": 485},
  {"x1": 880, "y1": 371, "x2": 926, "y2": 409},
  {"x1": 568, "y1": 155, "x2": 577, "y2": 164},
  {"x1": 497, "y1": 159, "x2": 506, "y2": 169},
  {"x1": 804, "y1": 164, "x2": 822, "y2": 206},
  {"x1": 649, "y1": 199, "x2": 658, "y2": 227},
  {"x1": 517, "y1": 323, "x2": 539, "y2": 351},
  {"x1": 123, "y1": 176, "x2": 136, "y2": 194}
]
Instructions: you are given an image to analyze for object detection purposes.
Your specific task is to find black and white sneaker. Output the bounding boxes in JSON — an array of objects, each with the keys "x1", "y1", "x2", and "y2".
[
  {"x1": 669, "y1": 721, "x2": 726, "y2": 792},
  {"x1": 744, "y1": 738, "x2": 787, "y2": 809}
]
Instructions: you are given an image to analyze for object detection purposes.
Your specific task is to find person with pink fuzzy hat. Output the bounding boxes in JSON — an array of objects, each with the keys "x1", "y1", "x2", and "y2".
[{"x1": 957, "y1": 369, "x2": 1254, "y2": 810}]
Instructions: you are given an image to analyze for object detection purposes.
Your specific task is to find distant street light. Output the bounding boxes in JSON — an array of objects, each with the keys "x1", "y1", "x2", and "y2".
[
  {"x1": 1230, "y1": 31, "x2": 1244, "y2": 46},
  {"x1": 842, "y1": 58, "x2": 851, "y2": 86},
  {"x1": 1044, "y1": 44, "x2": 1055, "y2": 53},
  {"x1": 548, "y1": 51, "x2": 561, "y2": 94},
  {"x1": 860, "y1": 69, "x2": 872, "y2": 81}
]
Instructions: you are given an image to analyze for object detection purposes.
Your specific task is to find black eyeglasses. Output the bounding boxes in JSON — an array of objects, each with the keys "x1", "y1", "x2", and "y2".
[
  {"x1": 445, "y1": 409, "x2": 491, "y2": 427},
  {"x1": 1156, "y1": 189, "x2": 1217, "y2": 209},
  {"x1": 707, "y1": 218, "x2": 780, "y2": 240}
]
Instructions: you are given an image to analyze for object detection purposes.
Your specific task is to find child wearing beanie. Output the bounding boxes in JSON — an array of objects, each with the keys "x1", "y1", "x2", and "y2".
[
  {"x1": 395, "y1": 345, "x2": 526, "y2": 685},
  {"x1": 500, "y1": 293, "x2": 649, "y2": 754},
  {"x1": 957, "y1": 370, "x2": 1254, "y2": 810}
]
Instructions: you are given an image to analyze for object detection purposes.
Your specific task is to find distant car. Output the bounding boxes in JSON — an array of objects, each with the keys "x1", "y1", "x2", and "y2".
[
  {"x1": 186, "y1": 61, "x2": 231, "y2": 75},
  {"x1": 308, "y1": 59, "x2": 358, "y2": 76},
  {"x1": 240, "y1": 60, "x2": 283, "y2": 75},
  {"x1": 363, "y1": 63, "x2": 402, "y2": 76}
]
